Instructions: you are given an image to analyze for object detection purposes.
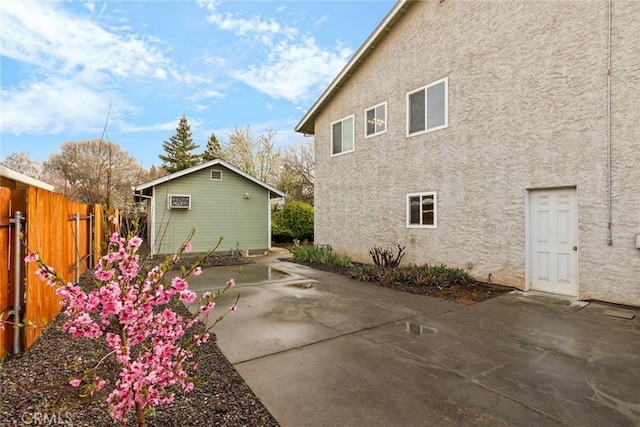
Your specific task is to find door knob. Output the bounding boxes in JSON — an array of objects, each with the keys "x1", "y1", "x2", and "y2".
[{"x1": 573, "y1": 246, "x2": 577, "y2": 251}]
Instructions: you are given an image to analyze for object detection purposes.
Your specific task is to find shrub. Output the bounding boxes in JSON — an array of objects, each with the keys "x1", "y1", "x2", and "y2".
[
  {"x1": 271, "y1": 220, "x2": 294, "y2": 243},
  {"x1": 290, "y1": 244, "x2": 351, "y2": 267},
  {"x1": 348, "y1": 263, "x2": 475, "y2": 288},
  {"x1": 272, "y1": 201, "x2": 314, "y2": 241},
  {"x1": 369, "y1": 245, "x2": 406, "y2": 268}
]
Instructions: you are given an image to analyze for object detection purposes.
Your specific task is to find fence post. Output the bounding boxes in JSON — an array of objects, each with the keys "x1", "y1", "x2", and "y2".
[
  {"x1": 75, "y1": 212, "x2": 80, "y2": 283},
  {"x1": 89, "y1": 212, "x2": 94, "y2": 268},
  {"x1": 11, "y1": 211, "x2": 23, "y2": 354}
]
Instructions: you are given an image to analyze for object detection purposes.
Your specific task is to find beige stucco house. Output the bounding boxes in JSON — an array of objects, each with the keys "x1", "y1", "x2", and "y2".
[{"x1": 296, "y1": 0, "x2": 640, "y2": 306}]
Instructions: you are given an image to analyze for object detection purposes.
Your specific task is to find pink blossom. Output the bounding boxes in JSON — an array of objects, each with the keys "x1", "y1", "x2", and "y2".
[
  {"x1": 179, "y1": 290, "x2": 196, "y2": 304},
  {"x1": 171, "y1": 277, "x2": 188, "y2": 292},
  {"x1": 230, "y1": 304, "x2": 237, "y2": 313},
  {"x1": 27, "y1": 231, "x2": 240, "y2": 425},
  {"x1": 184, "y1": 242, "x2": 192, "y2": 252},
  {"x1": 24, "y1": 253, "x2": 39, "y2": 263},
  {"x1": 127, "y1": 236, "x2": 143, "y2": 251},
  {"x1": 95, "y1": 268, "x2": 116, "y2": 282}
]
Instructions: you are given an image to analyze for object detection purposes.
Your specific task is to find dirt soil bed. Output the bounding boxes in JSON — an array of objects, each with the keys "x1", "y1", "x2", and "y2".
[
  {"x1": 286, "y1": 260, "x2": 512, "y2": 304},
  {"x1": 0, "y1": 260, "x2": 276, "y2": 427}
]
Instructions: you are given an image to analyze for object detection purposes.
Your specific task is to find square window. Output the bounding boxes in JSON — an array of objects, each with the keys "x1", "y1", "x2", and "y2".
[
  {"x1": 407, "y1": 77, "x2": 448, "y2": 136},
  {"x1": 210, "y1": 170, "x2": 222, "y2": 180},
  {"x1": 365, "y1": 102, "x2": 387, "y2": 137},
  {"x1": 407, "y1": 192, "x2": 437, "y2": 228},
  {"x1": 331, "y1": 115, "x2": 355, "y2": 156}
]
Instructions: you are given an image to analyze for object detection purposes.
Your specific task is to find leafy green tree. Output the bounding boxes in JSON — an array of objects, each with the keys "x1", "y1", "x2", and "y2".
[
  {"x1": 159, "y1": 115, "x2": 201, "y2": 173},
  {"x1": 272, "y1": 201, "x2": 314, "y2": 241},
  {"x1": 202, "y1": 132, "x2": 223, "y2": 161}
]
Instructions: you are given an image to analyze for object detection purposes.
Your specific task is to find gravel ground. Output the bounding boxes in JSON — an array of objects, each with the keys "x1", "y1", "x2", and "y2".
[{"x1": 0, "y1": 258, "x2": 278, "y2": 427}]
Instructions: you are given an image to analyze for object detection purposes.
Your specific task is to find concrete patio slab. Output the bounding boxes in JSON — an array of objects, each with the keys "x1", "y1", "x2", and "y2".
[{"x1": 188, "y1": 255, "x2": 640, "y2": 426}]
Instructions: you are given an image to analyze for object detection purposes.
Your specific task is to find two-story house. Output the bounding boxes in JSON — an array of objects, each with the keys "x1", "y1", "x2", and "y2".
[{"x1": 295, "y1": 0, "x2": 640, "y2": 306}]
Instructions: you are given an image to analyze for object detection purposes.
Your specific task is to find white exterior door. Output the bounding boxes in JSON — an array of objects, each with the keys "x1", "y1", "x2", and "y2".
[{"x1": 528, "y1": 188, "x2": 577, "y2": 296}]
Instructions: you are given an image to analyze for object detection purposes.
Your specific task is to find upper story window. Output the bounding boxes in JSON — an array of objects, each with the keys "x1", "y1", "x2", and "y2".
[
  {"x1": 407, "y1": 192, "x2": 437, "y2": 228},
  {"x1": 365, "y1": 102, "x2": 387, "y2": 138},
  {"x1": 407, "y1": 77, "x2": 448, "y2": 136},
  {"x1": 331, "y1": 115, "x2": 355, "y2": 156}
]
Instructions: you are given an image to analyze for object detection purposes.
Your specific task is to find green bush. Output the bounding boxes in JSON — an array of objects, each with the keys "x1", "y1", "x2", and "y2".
[
  {"x1": 290, "y1": 244, "x2": 351, "y2": 267},
  {"x1": 272, "y1": 201, "x2": 314, "y2": 241}
]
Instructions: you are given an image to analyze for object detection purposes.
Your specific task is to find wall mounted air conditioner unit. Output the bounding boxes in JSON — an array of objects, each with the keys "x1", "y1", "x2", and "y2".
[{"x1": 168, "y1": 194, "x2": 191, "y2": 210}]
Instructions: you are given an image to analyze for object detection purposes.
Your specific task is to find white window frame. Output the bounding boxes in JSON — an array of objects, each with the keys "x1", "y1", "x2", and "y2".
[
  {"x1": 406, "y1": 77, "x2": 448, "y2": 137},
  {"x1": 167, "y1": 194, "x2": 192, "y2": 210},
  {"x1": 406, "y1": 192, "x2": 437, "y2": 228},
  {"x1": 331, "y1": 114, "x2": 355, "y2": 156},
  {"x1": 364, "y1": 101, "x2": 387, "y2": 138},
  {"x1": 210, "y1": 169, "x2": 222, "y2": 181}
]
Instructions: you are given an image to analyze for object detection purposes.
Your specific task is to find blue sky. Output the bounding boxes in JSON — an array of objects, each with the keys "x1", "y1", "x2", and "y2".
[{"x1": 0, "y1": 0, "x2": 394, "y2": 169}]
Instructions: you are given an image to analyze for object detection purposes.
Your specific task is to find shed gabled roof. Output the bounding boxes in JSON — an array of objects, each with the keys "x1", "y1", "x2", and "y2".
[
  {"x1": 133, "y1": 159, "x2": 286, "y2": 198},
  {"x1": 295, "y1": 0, "x2": 413, "y2": 135}
]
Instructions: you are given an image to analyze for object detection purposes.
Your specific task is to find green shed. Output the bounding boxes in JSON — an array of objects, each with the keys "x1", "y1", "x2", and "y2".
[{"x1": 133, "y1": 159, "x2": 285, "y2": 256}]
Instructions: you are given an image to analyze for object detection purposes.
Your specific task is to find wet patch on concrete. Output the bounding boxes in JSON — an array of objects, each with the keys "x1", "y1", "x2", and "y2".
[{"x1": 286, "y1": 281, "x2": 317, "y2": 289}]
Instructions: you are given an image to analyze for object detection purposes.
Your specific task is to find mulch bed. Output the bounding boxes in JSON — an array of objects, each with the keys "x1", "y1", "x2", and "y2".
[
  {"x1": 0, "y1": 257, "x2": 277, "y2": 427},
  {"x1": 285, "y1": 260, "x2": 512, "y2": 304}
]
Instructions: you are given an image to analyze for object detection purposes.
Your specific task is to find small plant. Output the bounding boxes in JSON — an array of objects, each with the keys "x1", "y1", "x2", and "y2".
[
  {"x1": 21, "y1": 228, "x2": 239, "y2": 426},
  {"x1": 348, "y1": 263, "x2": 475, "y2": 288},
  {"x1": 369, "y1": 245, "x2": 406, "y2": 268},
  {"x1": 290, "y1": 244, "x2": 351, "y2": 267}
]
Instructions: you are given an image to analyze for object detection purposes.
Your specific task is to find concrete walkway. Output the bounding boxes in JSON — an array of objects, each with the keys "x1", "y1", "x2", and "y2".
[{"x1": 189, "y1": 252, "x2": 640, "y2": 426}]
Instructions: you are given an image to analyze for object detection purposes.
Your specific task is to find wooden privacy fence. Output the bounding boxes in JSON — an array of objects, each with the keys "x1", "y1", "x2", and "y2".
[{"x1": 0, "y1": 186, "x2": 107, "y2": 356}]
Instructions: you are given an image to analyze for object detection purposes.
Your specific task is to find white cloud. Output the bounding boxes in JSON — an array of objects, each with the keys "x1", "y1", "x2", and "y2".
[
  {"x1": 194, "y1": 104, "x2": 210, "y2": 112},
  {"x1": 0, "y1": 78, "x2": 126, "y2": 135},
  {"x1": 0, "y1": 0, "x2": 204, "y2": 137},
  {"x1": 82, "y1": 1, "x2": 95, "y2": 13},
  {"x1": 0, "y1": 1, "x2": 174, "y2": 83},
  {"x1": 199, "y1": 1, "x2": 353, "y2": 104},
  {"x1": 232, "y1": 36, "x2": 352, "y2": 103},
  {"x1": 188, "y1": 89, "x2": 226, "y2": 102},
  {"x1": 115, "y1": 120, "x2": 178, "y2": 134}
]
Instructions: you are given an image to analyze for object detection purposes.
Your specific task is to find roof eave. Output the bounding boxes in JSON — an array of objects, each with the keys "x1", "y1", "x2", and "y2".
[
  {"x1": 133, "y1": 159, "x2": 286, "y2": 198},
  {"x1": 294, "y1": 0, "x2": 413, "y2": 135}
]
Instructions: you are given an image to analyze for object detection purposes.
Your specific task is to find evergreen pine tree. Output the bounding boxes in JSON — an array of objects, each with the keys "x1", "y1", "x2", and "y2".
[
  {"x1": 202, "y1": 132, "x2": 223, "y2": 161},
  {"x1": 159, "y1": 115, "x2": 201, "y2": 173}
]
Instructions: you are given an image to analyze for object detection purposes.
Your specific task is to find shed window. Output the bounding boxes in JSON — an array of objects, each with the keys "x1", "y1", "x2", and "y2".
[{"x1": 211, "y1": 170, "x2": 222, "y2": 180}]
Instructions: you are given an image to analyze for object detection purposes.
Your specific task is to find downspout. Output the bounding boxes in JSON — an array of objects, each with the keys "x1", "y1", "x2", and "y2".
[{"x1": 606, "y1": 0, "x2": 613, "y2": 246}]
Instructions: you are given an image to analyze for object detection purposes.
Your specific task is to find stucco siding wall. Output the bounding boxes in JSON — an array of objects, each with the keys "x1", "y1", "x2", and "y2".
[
  {"x1": 152, "y1": 166, "x2": 269, "y2": 255},
  {"x1": 313, "y1": 0, "x2": 640, "y2": 305}
]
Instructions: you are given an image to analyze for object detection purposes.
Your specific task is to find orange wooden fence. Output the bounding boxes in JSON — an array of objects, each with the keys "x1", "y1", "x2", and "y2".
[{"x1": 0, "y1": 186, "x2": 106, "y2": 355}]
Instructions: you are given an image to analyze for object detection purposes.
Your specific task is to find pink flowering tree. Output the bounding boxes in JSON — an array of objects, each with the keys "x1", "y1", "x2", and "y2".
[{"x1": 24, "y1": 229, "x2": 238, "y2": 426}]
